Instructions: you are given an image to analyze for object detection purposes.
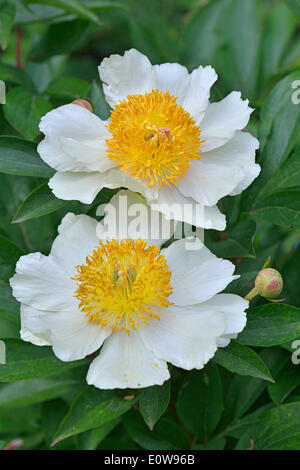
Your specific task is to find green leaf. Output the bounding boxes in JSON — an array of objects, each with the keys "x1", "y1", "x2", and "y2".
[
  {"x1": 286, "y1": 0, "x2": 300, "y2": 18},
  {"x1": 24, "y1": 0, "x2": 101, "y2": 24},
  {"x1": 182, "y1": 0, "x2": 229, "y2": 69},
  {"x1": 0, "y1": 1, "x2": 16, "y2": 50},
  {"x1": 123, "y1": 409, "x2": 187, "y2": 450},
  {"x1": 286, "y1": 395, "x2": 300, "y2": 404},
  {"x1": 260, "y1": 70, "x2": 300, "y2": 151},
  {"x1": 127, "y1": 2, "x2": 178, "y2": 63},
  {"x1": 84, "y1": 1, "x2": 127, "y2": 12},
  {"x1": 224, "y1": 271, "x2": 259, "y2": 297},
  {"x1": 0, "y1": 280, "x2": 20, "y2": 339},
  {"x1": 17, "y1": 432, "x2": 44, "y2": 450},
  {"x1": 268, "y1": 365, "x2": 300, "y2": 405},
  {"x1": 53, "y1": 387, "x2": 135, "y2": 444},
  {"x1": 242, "y1": 71, "x2": 300, "y2": 211},
  {"x1": 0, "y1": 173, "x2": 59, "y2": 254},
  {"x1": 0, "y1": 339, "x2": 88, "y2": 382},
  {"x1": 12, "y1": 182, "x2": 66, "y2": 224},
  {"x1": 253, "y1": 190, "x2": 300, "y2": 230},
  {"x1": 281, "y1": 244, "x2": 300, "y2": 307},
  {"x1": 217, "y1": 0, "x2": 263, "y2": 101},
  {"x1": 236, "y1": 403, "x2": 300, "y2": 450},
  {"x1": 0, "y1": 136, "x2": 53, "y2": 178},
  {"x1": 41, "y1": 400, "x2": 69, "y2": 448},
  {"x1": 139, "y1": 381, "x2": 170, "y2": 430},
  {"x1": 261, "y1": 3, "x2": 297, "y2": 84},
  {"x1": 25, "y1": 57, "x2": 67, "y2": 94},
  {"x1": 176, "y1": 364, "x2": 223, "y2": 441},
  {"x1": 223, "y1": 348, "x2": 289, "y2": 423},
  {"x1": 224, "y1": 403, "x2": 275, "y2": 439},
  {"x1": 0, "y1": 405, "x2": 41, "y2": 434},
  {"x1": 29, "y1": 19, "x2": 94, "y2": 61},
  {"x1": 87, "y1": 80, "x2": 111, "y2": 120},
  {"x1": 213, "y1": 341, "x2": 274, "y2": 382},
  {"x1": 282, "y1": 35, "x2": 300, "y2": 68},
  {"x1": 45, "y1": 76, "x2": 90, "y2": 99},
  {"x1": 205, "y1": 220, "x2": 256, "y2": 258},
  {"x1": 14, "y1": 1, "x2": 66, "y2": 24},
  {"x1": 238, "y1": 304, "x2": 300, "y2": 347},
  {"x1": 266, "y1": 147, "x2": 300, "y2": 193},
  {"x1": 97, "y1": 425, "x2": 138, "y2": 450},
  {"x1": 0, "y1": 63, "x2": 34, "y2": 90},
  {"x1": 193, "y1": 436, "x2": 226, "y2": 450},
  {"x1": 0, "y1": 236, "x2": 24, "y2": 282},
  {"x1": 78, "y1": 418, "x2": 121, "y2": 450},
  {"x1": 0, "y1": 370, "x2": 85, "y2": 408},
  {"x1": 4, "y1": 87, "x2": 52, "y2": 140}
]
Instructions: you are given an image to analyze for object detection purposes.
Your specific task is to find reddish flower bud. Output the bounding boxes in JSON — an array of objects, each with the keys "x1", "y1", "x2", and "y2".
[
  {"x1": 72, "y1": 99, "x2": 93, "y2": 112},
  {"x1": 255, "y1": 268, "x2": 283, "y2": 299},
  {"x1": 4, "y1": 439, "x2": 23, "y2": 450}
]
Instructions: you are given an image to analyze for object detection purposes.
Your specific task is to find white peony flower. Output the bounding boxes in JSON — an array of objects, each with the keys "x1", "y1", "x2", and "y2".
[
  {"x1": 37, "y1": 49, "x2": 260, "y2": 231},
  {"x1": 10, "y1": 196, "x2": 248, "y2": 390}
]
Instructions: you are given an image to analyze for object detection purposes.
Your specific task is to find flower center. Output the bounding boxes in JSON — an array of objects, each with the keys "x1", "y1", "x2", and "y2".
[
  {"x1": 106, "y1": 90, "x2": 203, "y2": 189},
  {"x1": 72, "y1": 239, "x2": 173, "y2": 334}
]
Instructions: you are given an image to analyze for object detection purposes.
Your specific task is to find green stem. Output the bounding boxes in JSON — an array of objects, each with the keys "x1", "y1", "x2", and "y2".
[
  {"x1": 16, "y1": 26, "x2": 23, "y2": 69},
  {"x1": 244, "y1": 287, "x2": 258, "y2": 302}
]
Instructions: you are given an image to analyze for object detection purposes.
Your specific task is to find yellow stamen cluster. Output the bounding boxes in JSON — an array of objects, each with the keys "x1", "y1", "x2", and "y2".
[
  {"x1": 106, "y1": 90, "x2": 203, "y2": 188},
  {"x1": 73, "y1": 239, "x2": 173, "y2": 334}
]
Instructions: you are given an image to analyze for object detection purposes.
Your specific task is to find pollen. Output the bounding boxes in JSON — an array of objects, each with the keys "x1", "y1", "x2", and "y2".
[
  {"x1": 106, "y1": 90, "x2": 203, "y2": 189},
  {"x1": 72, "y1": 239, "x2": 173, "y2": 334}
]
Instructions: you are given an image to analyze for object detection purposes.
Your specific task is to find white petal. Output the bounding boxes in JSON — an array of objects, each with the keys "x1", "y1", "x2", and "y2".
[
  {"x1": 87, "y1": 331, "x2": 170, "y2": 389},
  {"x1": 155, "y1": 185, "x2": 198, "y2": 225},
  {"x1": 202, "y1": 205, "x2": 226, "y2": 231},
  {"x1": 99, "y1": 169, "x2": 158, "y2": 201},
  {"x1": 49, "y1": 168, "x2": 155, "y2": 205},
  {"x1": 20, "y1": 326, "x2": 50, "y2": 346},
  {"x1": 155, "y1": 184, "x2": 226, "y2": 230},
  {"x1": 200, "y1": 92, "x2": 253, "y2": 152},
  {"x1": 50, "y1": 213, "x2": 98, "y2": 275},
  {"x1": 38, "y1": 104, "x2": 112, "y2": 173},
  {"x1": 39, "y1": 104, "x2": 106, "y2": 140},
  {"x1": 181, "y1": 65, "x2": 218, "y2": 122},
  {"x1": 161, "y1": 238, "x2": 236, "y2": 305},
  {"x1": 98, "y1": 189, "x2": 175, "y2": 247},
  {"x1": 140, "y1": 304, "x2": 226, "y2": 370},
  {"x1": 60, "y1": 137, "x2": 113, "y2": 173},
  {"x1": 10, "y1": 252, "x2": 76, "y2": 312},
  {"x1": 48, "y1": 171, "x2": 108, "y2": 204},
  {"x1": 154, "y1": 185, "x2": 226, "y2": 230},
  {"x1": 176, "y1": 131, "x2": 260, "y2": 205},
  {"x1": 154, "y1": 63, "x2": 190, "y2": 102},
  {"x1": 99, "y1": 50, "x2": 216, "y2": 123},
  {"x1": 20, "y1": 304, "x2": 110, "y2": 361},
  {"x1": 202, "y1": 294, "x2": 248, "y2": 347},
  {"x1": 177, "y1": 160, "x2": 244, "y2": 206},
  {"x1": 201, "y1": 130, "x2": 260, "y2": 196},
  {"x1": 99, "y1": 49, "x2": 157, "y2": 107}
]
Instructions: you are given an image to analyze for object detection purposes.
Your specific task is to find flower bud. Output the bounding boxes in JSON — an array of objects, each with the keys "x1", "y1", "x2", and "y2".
[
  {"x1": 4, "y1": 438, "x2": 23, "y2": 450},
  {"x1": 72, "y1": 98, "x2": 93, "y2": 112},
  {"x1": 255, "y1": 268, "x2": 283, "y2": 299}
]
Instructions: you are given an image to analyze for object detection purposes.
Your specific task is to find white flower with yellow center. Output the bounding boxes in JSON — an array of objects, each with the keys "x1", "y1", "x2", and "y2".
[
  {"x1": 38, "y1": 49, "x2": 260, "y2": 231},
  {"x1": 10, "y1": 196, "x2": 248, "y2": 389}
]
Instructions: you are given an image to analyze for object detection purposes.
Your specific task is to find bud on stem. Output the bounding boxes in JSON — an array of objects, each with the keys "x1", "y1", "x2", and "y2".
[{"x1": 245, "y1": 264, "x2": 284, "y2": 302}]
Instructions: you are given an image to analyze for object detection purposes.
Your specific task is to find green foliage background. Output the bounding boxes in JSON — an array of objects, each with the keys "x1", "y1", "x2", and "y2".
[{"x1": 0, "y1": 0, "x2": 300, "y2": 451}]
